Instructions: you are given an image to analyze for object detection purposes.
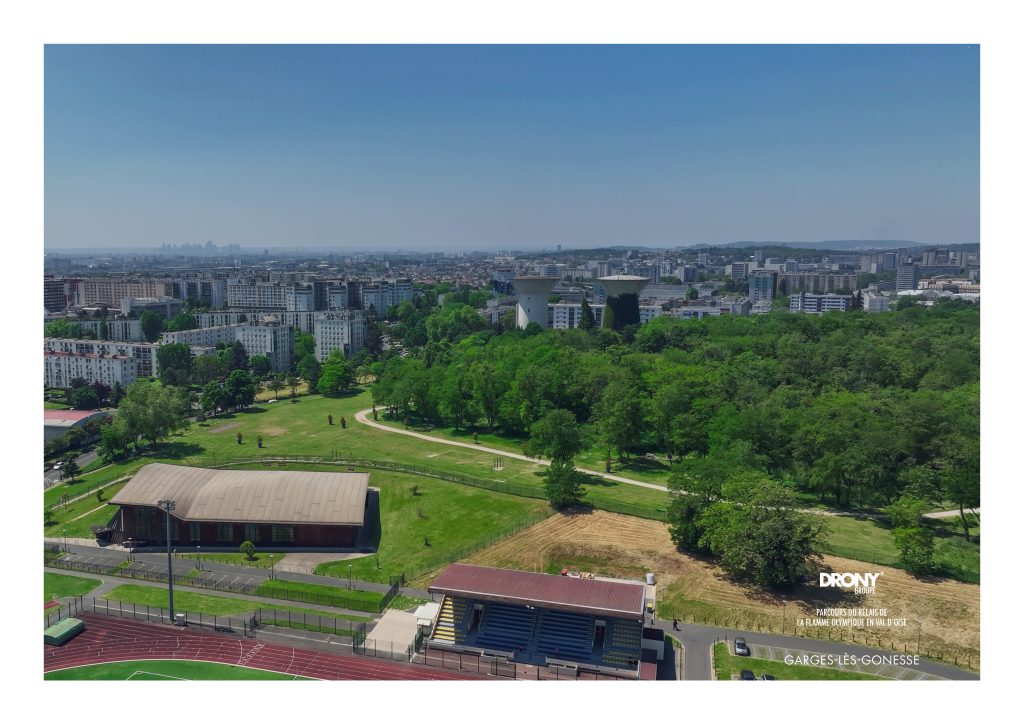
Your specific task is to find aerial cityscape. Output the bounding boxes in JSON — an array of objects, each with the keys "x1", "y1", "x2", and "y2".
[{"x1": 40, "y1": 44, "x2": 980, "y2": 688}]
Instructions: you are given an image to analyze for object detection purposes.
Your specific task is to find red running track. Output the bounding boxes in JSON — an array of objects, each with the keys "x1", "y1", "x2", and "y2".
[{"x1": 45, "y1": 613, "x2": 481, "y2": 681}]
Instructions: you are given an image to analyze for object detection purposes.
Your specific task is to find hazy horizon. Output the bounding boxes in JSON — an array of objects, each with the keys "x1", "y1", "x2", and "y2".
[{"x1": 45, "y1": 45, "x2": 980, "y2": 251}]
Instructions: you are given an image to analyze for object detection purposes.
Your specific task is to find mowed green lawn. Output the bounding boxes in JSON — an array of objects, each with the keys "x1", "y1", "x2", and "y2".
[
  {"x1": 713, "y1": 643, "x2": 883, "y2": 681},
  {"x1": 100, "y1": 582, "x2": 376, "y2": 619},
  {"x1": 384, "y1": 415, "x2": 674, "y2": 485},
  {"x1": 823, "y1": 515, "x2": 980, "y2": 582},
  {"x1": 45, "y1": 660, "x2": 313, "y2": 680},
  {"x1": 320, "y1": 470, "x2": 550, "y2": 580},
  {"x1": 102, "y1": 584, "x2": 257, "y2": 616},
  {"x1": 44, "y1": 572, "x2": 101, "y2": 601}
]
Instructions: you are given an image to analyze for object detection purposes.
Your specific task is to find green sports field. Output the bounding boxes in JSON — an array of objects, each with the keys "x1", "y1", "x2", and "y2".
[{"x1": 44, "y1": 660, "x2": 313, "y2": 680}]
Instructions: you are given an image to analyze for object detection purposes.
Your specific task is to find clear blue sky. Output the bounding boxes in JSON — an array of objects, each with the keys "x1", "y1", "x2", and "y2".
[{"x1": 45, "y1": 45, "x2": 979, "y2": 250}]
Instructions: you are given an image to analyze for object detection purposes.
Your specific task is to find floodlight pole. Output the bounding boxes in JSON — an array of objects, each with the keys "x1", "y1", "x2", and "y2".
[{"x1": 158, "y1": 499, "x2": 176, "y2": 622}]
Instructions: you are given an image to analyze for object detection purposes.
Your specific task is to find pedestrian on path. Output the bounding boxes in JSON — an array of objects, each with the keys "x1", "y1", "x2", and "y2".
[{"x1": 673, "y1": 618, "x2": 679, "y2": 631}]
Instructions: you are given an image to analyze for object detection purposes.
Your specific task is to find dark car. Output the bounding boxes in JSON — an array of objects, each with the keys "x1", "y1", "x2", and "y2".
[
  {"x1": 760, "y1": 674, "x2": 776, "y2": 680},
  {"x1": 734, "y1": 637, "x2": 750, "y2": 656},
  {"x1": 739, "y1": 669, "x2": 756, "y2": 680}
]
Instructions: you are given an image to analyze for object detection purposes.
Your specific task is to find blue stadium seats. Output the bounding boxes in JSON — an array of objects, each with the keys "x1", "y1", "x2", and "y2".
[
  {"x1": 535, "y1": 609, "x2": 596, "y2": 662},
  {"x1": 473, "y1": 602, "x2": 538, "y2": 652}
]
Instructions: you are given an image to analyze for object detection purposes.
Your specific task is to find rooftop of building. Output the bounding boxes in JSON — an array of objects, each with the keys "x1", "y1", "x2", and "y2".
[
  {"x1": 428, "y1": 563, "x2": 646, "y2": 620},
  {"x1": 43, "y1": 409, "x2": 108, "y2": 427},
  {"x1": 109, "y1": 463, "x2": 369, "y2": 526}
]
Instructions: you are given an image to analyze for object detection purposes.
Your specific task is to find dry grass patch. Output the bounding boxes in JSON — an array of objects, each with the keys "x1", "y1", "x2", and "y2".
[{"x1": 455, "y1": 509, "x2": 979, "y2": 667}]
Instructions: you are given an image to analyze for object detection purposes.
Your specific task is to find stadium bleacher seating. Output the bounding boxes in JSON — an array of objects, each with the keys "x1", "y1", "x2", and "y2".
[
  {"x1": 430, "y1": 595, "x2": 473, "y2": 645},
  {"x1": 473, "y1": 602, "x2": 538, "y2": 652},
  {"x1": 431, "y1": 597, "x2": 643, "y2": 672},
  {"x1": 535, "y1": 609, "x2": 596, "y2": 662},
  {"x1": 601, "y1": 619, "x2": 643, "y2": 667}
]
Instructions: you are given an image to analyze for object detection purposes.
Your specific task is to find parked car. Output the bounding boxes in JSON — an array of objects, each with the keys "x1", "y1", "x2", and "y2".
[
  {"x1": 734, "y1": 637, "x2": 750, "y2": 656},
  {"x1": 53, "y1": 462, "x2": 63, "y2": 471},
  {"x1": 760, "y1": 674, "x2": 776, "y2": 680},
  {"x1": 739, "y1": 669, "x2": 756, "y2": 680}
]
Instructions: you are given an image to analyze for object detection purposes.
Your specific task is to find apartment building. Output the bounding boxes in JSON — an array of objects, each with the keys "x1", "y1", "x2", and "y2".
[
  {"x1": 75, "y1": 278, "x2": 172, "y2": 307},
  {"x1": 788, "y1": 292, "x2": 853, "y2": 314},
  {"x1": 313, "y1": 311, "x2": 367, "y2": 361},
  {"x1": 359, "y1": 279, "x2": 413, "y2": 316},
  {"x1": 226, "y1": 281, "x2": 315, "y2": 311},
  {"x1": 896, "y1": 264, "x2": 919, "y2": 292},
  {"x1": 119, "y1": 297, "x2": 183, "y2": 319},
  {"x1": 74, "y1": 318, "x2": 145, "y2": 342},
  {"x1": 44, "y1": 352, "x2": 137, "y2": 389},
  {"x1": 162, "y1": 323, "x2": 294, "y2": 372},
  {"x1": 748, "y1": 270, "x2": 778, "y2": 304},
  {"x1": 43, "y1": 338, "x2": 160, "y2": 377},
  {"x1": 861, "y1": 290, "x2": 891, "y2": 313},
  {"x1": 778, "y1": 272, "x2": 858, "y2": 294}
]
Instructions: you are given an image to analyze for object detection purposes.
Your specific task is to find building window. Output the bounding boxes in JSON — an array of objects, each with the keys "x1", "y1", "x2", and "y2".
[
  {"x1": 217, "y1": 523, "x2": 234, "y2": 543},
  {"x1": 189, "y1": 522, "x2": 200, "y2": 543},
  {"x1": 271, "y1": 525, "x2": 294, "y2": 543},
  {"x1": 244, "y1": 523, "x2": 260, "y2": 543}
]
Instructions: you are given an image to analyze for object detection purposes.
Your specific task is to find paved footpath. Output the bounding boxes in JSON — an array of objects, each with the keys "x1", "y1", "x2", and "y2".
[{"x1": 354, "y1": 408, "x2": 668, "y2": 492}]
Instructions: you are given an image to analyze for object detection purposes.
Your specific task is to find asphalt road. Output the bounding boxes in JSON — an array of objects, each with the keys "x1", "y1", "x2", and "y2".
[
  {"x1": 44, "y1": 448, "x2": 100, "y2": 489},
  {"x1": 655, "y1": 619, "x2": 978, "y2": 681}
]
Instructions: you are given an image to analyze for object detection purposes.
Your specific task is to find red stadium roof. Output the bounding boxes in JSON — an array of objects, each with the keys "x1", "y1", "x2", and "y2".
[{"x1": 428, "y1": 563, "x2": 646, "y2": 620}]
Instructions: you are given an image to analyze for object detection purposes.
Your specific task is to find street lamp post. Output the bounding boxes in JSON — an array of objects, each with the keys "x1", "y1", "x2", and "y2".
[
  {"x1": 157, "y1": 499, "x2": 176, "y2": 623},
  {"x1": 196, "y1": 545, "x2": 201, "y2": 571},
  {"x1": 349, "y1": 563, "x2": 353, "y2": 590},
  {"x1": 62, "y1": 528, "x2": 67, "y2": 553}
]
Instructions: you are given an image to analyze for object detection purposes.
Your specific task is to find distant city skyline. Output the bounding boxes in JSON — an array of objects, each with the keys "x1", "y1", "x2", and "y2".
[{"x1": 45, "y1": 45, "x2": 979, "y2": 251}]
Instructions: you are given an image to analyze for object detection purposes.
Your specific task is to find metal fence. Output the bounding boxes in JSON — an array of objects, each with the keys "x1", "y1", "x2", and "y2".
[
  {"x1": 46, "y1": 596, "x2": 257, "y2": 636},
  {"x1": 45, "y1": 552, "x2": 403, "y2": 614},
  {"x1": 254, "y1": 608, "x2": 368, "y2": 638}
]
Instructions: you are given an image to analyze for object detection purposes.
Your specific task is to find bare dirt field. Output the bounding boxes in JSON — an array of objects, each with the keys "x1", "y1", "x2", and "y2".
[{"x1": 453, "y1": 509, "x2": 979, "y2": 665}]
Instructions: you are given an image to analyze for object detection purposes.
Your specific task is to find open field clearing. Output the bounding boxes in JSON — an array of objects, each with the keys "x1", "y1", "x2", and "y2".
[{"x1": 456, "y1": 509, "x2": 979, "y2": 665}]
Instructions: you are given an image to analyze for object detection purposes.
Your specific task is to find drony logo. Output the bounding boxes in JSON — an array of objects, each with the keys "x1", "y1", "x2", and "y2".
[{"x1": 819, "y1": 572, "x2": 882, "y2": 594}]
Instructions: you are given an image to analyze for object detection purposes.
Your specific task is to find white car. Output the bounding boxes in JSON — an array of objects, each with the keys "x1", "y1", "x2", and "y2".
[{"x1": 53, "y1": 462, "x2": 63, "y2": 471}]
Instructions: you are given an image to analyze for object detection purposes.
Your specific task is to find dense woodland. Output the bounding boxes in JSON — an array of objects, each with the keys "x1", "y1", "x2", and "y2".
[{"x1": 373, "y1": 300, "x2": 980, "y2": 519}]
